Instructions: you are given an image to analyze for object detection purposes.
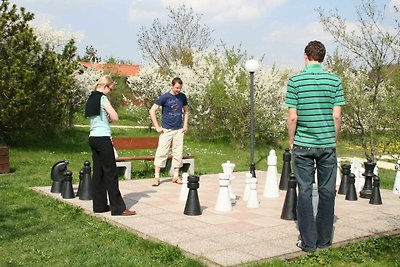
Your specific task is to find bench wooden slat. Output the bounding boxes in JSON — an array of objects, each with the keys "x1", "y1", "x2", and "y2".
[
  {"x1": 116, "y1": 154, "x2": 194, "y2": 162},
  {"x1": 113, "y1": 137, "x2": 158, "y2": 150},
  {"x1": 116, "y1": 156, "x2": 155, "y2": 161}
]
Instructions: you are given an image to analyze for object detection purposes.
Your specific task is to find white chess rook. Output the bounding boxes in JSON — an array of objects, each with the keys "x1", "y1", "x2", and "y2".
[
  {"x1": 179, "y1": 172, "x2": 189, "y2": 202},
  {"x1": 264, "y1": 149, "x2": 279, "y2": 198},
  {"x1": 222, "y1": 161, "x2": 236, "y2": 203},
  {"x1": 247, "y1": 177, "x2": 259, "y2": 208},
  {"x1": 215, "y1": 173, "x2": 232, "y2": 212},
  {"x1": 393, "y1": 159, "x2": 400, "y2": 195}
]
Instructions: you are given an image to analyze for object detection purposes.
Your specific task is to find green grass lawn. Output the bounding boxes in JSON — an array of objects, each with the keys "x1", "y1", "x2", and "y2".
[{"x1": 1, "y1": 126, "x2": 399, "y2": 266}]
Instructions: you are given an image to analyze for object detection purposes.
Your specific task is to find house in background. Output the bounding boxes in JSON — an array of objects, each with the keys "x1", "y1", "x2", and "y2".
[
  {"x1": 79, "y1": 62, "x2": 142, "y2": 106},
  {"x1": 79, "y1": 62, "x2": 140, "y2": 77}
]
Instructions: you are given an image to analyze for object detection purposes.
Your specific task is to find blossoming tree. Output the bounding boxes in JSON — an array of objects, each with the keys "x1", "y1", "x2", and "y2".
[{"x1": 126, "y1": 47, "x2": 291, "y2": 147}]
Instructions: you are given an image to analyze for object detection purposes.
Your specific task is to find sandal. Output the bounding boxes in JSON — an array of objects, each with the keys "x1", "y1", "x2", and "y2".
[
  {"x1": 152, "y1": 178, "x2": 160, "y2": 187},
  {"x1": 172, "y1": 177, "x2": 182, "y2": 184}
]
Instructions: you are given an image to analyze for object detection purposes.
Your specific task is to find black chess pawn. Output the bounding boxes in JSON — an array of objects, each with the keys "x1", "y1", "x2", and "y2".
[
  {"x1": 279, "y1": 148, "x2": 292, "y2": 190},
  {"x1": 61, "y1": 170, "x2": 75, "y2": 199},
  {"x1": 76, "y1": 169, "x2": 84, "y2": 197},
  {"x1": 50, "y1": 160, "x2": 69, "y2": 193},
  {"x1": 184, "y1": 175, "x2": 202, "y2": 215},
  {"x1": 345, "y1": 173, "x2": 358, "y2": 201},
  {"x1": 369, "y1": 175, "x2": 382, "y2": 205},
  {"x1": 78, "y1": 160, "x2": 93, "y2": 200},
  {"x1": 338, "y1": 164, "x2": 351, "y2": 195},
  {"x1": 281, "y1": 173, "x2": 297, "y2": 220}
]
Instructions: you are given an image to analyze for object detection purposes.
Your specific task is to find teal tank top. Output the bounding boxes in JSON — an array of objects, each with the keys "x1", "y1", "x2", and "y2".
[{"x1": 89, "y1": 96, "x2": 111, "y2": 137}]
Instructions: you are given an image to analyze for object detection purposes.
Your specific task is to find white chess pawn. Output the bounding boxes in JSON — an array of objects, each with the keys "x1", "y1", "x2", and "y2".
[
  {"x1": 179, "y1": 172, "x2": 189, "y2": 202},
  {"x1": 393, "y1": 159, "x2": 400, "y2": 195},
  {"x1": 215, "y1": 173, "x2": 232, "y2": 212},
  {"x1": 222, "y1": 161, "x2": 236, "y2": 203},
  {"x1": 263, "y1": 149, "x2": 279, "y2": 198},
  {"x1": 247, "y1": 177, "x2": 259, "y2": 208},
  {"x1": 243, "y1": 172, "x2": 252, "y2": 201}
]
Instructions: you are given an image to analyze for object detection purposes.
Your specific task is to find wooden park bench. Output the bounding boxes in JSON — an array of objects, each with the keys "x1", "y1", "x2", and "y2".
[{"x1": 113, "y1": 137, "x2": 195, "y2": 179}]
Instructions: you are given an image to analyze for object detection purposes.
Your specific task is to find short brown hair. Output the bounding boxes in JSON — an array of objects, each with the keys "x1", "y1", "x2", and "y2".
[
  {"x1": 171, "y1": 77, "x2": 183, "y2": 86},
  {"x1": 305, "y1": 40, "x2": 326, "y2": 62}
]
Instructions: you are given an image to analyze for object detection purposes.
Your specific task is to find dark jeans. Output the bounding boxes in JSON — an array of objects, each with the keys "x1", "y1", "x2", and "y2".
[
  {"x1": 292, "y1": 145, "x2": 337, "y2": 251},
  {"x1": 89, "y1": 136, "x2": 126, "y2": 215}
]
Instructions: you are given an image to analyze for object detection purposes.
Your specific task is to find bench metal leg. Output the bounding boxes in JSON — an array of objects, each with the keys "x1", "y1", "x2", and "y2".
[
  {"x1": 183, "y1": 158, "x2": 195, "y2": 175},
  {"x1": 116, "y1": 161, "x2": 132, "y2": 179},
  {"x1": 168, "y1": 158, "x2": 195, "y2": 176},
  {"x1": 117, "y1": 159, "x2": 193, "y2": 179}
]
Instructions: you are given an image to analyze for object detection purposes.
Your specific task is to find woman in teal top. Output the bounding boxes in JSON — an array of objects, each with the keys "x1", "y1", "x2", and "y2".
[{"x1": 85, "y1": 75, "x2": 135, "y2": 216}]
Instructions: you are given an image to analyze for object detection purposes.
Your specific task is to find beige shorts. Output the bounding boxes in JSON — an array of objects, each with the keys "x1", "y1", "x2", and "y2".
[{"x1": 154, "y1": 128, "x2": 184, "y2": 169}]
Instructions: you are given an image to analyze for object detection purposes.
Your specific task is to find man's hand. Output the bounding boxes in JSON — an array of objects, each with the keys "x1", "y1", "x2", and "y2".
[
  {"x1": 289, "y1": 141, "x2": 293, "y2": 149},
  {"x1": 156, "y1": 126, "x2": 163, "y2": 134}
]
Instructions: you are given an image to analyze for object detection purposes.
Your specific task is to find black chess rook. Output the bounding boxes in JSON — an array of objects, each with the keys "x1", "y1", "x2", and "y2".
[
  {"x1": 184, "y1": 175, "x2": 202, "y2": 216},
  {"x1": 338, "y1": 164, "x2": 351, "y2": 195}
]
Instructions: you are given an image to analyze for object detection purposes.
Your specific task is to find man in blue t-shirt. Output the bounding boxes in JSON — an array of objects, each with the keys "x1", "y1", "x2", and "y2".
[{"x1": 149, "y1": 77, "x2": 189, "y2": 186}]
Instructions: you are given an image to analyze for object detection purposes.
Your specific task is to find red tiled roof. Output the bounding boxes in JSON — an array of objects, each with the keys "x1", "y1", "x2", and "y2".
[{"x1": 80, "y1": 62, "x2": 140, "y2": 76}]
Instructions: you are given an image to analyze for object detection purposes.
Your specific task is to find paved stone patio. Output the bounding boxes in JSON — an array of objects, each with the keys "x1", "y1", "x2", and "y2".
[{"x1": 34, "y1": 170, "x2": 400, "y2": 266}]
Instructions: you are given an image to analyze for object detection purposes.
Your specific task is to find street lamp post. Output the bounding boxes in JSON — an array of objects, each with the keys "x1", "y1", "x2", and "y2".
[{"x1": 245, "y1": 59, "x2": 260, "y2": 178}]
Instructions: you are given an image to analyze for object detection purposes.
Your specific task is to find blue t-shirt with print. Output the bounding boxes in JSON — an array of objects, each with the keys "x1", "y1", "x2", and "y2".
[{"x1": 155, "y1": 92, "x2": 188, "y2": 130}]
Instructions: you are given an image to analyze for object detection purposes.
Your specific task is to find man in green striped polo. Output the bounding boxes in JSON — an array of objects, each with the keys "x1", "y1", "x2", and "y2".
[{"x1": 285, "y1": 40, "x2": 345, "y2": 253}]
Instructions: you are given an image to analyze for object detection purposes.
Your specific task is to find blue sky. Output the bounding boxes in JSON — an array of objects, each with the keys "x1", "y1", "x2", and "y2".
[{"x1": 11, "y1": 0, "x2": 399, "y2": 68}]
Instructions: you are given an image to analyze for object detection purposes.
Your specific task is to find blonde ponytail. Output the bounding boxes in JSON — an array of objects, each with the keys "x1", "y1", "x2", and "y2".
[{"x1": 92, "y1": 75, "x2": 115, "y2": 91}]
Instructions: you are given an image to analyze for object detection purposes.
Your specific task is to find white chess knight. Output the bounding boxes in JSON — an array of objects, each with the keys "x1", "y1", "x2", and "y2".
[
  {"x1": 179, "y1": 172, "x2": 189, "y2": 202},
  {"x1": 263, "y1": 149, "x2": 279, "y2": 198},
  {"x1": 393, "y1": 159, "x2": 400, "y2": 195},
  {"x1": 247, "y1": 177, "x2": 259, "y2": 208},
  {"x1": 221, "y1": 160, "x2": 236, "y2": 203},
  {"x1": 243, "y1": 172, "x2": 252, "y2": 201},
  {"x1": 351, "y1": 158, "x2": 364, "y2": 193},
  {"x1": 215, "y1": 173, "x2": 232, "y2": 212}
]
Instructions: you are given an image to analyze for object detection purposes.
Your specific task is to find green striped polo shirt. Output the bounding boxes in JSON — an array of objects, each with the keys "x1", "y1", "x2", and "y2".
[{"x1": 285, "y1": 64, "x2": 345, "y2": 148}]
